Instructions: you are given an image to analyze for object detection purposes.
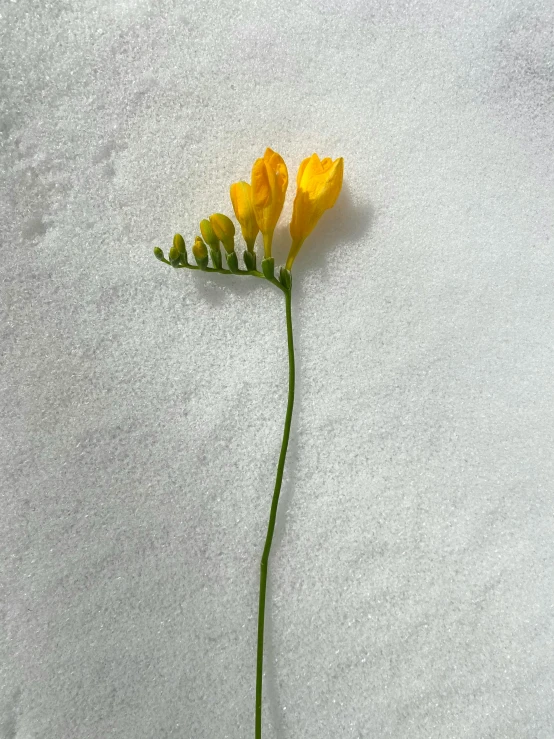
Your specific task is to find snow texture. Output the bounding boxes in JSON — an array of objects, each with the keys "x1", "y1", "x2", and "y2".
[{"x1": 1, "y1": 0, "x2": 554, "y2": 737}]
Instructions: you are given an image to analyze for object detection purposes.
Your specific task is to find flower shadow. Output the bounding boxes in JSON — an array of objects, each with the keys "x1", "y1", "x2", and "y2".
[
  {"x1": 186, "y1": 261, "x2": 266, "y2": 308},
  {"x1": 182, "y1": 183, "x2": 372, "y2": 309},
  {"x1": 272, "y1": 184, "x2": 374, "y2": 280}
]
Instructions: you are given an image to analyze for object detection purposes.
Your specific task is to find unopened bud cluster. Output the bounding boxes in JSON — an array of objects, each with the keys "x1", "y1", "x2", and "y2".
[
  {"x1": 154, "y1": 148, "x2": 344, "y2": 293},
  {"x1": 155, "y1": 209, "x2": 259, "y2": 274}
]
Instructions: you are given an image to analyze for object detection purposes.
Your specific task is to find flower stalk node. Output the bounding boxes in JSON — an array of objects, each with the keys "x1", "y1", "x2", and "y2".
[
  {"x1": 261, "y1": 257, "x2": 275, "y2": 281},
  {"x1": 210, "y1": 245, "x2": 222, "y2": 270},
  {"x1": 243, "y1": 249, "x2": 257, "y2": 272},
  {"x1": 226, "y1": 251, "x2": 240, "y2": 273},
  {"x1": 279, "y1": 267, "x2": 292, "y2": 291}
]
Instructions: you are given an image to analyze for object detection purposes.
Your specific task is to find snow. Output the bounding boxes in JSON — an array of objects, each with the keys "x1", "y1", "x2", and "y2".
[{"x1": 1, "y1": 0, "x2": 553, "y2": 737}]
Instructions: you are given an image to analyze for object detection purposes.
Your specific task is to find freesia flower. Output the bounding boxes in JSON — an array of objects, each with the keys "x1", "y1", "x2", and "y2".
[
  {"x1": 230, "y1": 181, "x2": 259, "y2": 252},
  {"x1": 154, "y1": 149, "x2": 347, "y2": 739},
  {"x1": 286, "y1": 154, "x2": 343, "y2": 270},
  {"x1": 251, "y1": 148, "x2": 288, "y2": 258}
]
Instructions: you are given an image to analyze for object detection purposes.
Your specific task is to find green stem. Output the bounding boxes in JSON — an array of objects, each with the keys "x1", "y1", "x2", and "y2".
[{"x1": 255, "y1": 286, "x2": 295, "y2": 739}]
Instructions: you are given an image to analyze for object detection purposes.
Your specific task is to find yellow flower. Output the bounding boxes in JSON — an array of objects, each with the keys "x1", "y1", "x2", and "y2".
[
  {"x1": 251, "y1": 148, "x2": 288, "y2": 258},
  {"x1": 209, "y1": 213, "x2": 235, "y2": 254},
  {"x1": 286, "y1": 154, "x2": 344, "y2": 270},
  {"x1": 230, "y1": 181, "x2": 259, "y2": 252}
]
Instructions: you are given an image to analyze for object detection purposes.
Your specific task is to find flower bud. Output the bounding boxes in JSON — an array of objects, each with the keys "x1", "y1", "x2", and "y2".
[
  {"x1": 173, "y1": 233, "x2": 187, "y2": 264},
  {"x1": 153, "y1": 247, "x2": 166, "y2": 261},
  {"x1": 168, "y1": 245, "x2": 181, "y2": 266},
  {"x1": 200, "y1": 219, "x2": 219, "y2": 249},
  {"x1": 209, "y1": 213, "x2": 235, "y2": 254},
  {"x1": 192, "y1": 236, "x2": 209, "y2": 269},
  {"x1": 230, "y1": 181, "x2": 259, "y2": 251}
]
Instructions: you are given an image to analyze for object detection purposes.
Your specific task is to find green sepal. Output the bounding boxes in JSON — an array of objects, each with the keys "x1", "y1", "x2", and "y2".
[
  {"x1": 279, "y1": 267, "x2": 292, "y2": 291},
  {"x1": 226, "y1": 251, "x2": 239, "y2": 273},
  {"x1": 210, "y1": 245, "x2": 222, "y2": 270},
  {"x1": 261, "y1": 257, "x2": 275, "y2": 281},
  {"x1": 194, "y1": 254, "x2": 209, "y2": 269},
  {"x1": 243, "y1": 250, "x2": 257, "y2": 271}
]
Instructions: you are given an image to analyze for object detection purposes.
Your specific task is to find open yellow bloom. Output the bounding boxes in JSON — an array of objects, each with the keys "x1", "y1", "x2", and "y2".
[
  {"x1": 230, "y1": 181, "x2": 259, "y2": 252},
  {"x1": 286, "y1": 154, "x2": 344, "y2": 270},
  {"x1": 251, "y1": 148, "x2": 288, "y2": 258}
]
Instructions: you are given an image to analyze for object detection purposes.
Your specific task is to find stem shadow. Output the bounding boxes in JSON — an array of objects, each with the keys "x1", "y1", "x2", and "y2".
[
  {"x1": 263, "y1": 395, "x2": 300, "y2": 739},
  {"x1": 262, "y1": 286, "x2": 304, "y2": 739},
  {"x1": 257, "y1": 191, "x2": 373, "y2": 738}
]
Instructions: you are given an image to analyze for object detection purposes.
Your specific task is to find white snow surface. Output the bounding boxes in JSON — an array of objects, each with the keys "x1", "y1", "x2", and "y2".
[{"x1": 1, "y1": 0, "x2": 554, "y2": 737}]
